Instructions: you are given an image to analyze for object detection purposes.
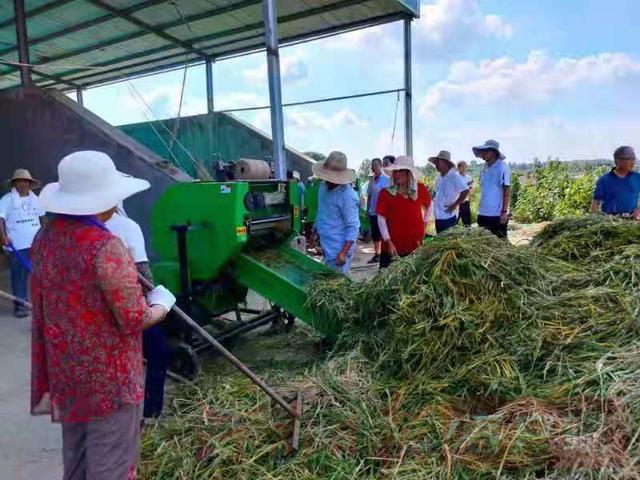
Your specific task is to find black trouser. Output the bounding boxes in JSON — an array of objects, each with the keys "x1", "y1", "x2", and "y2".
[
  {"x1": 143, "y1": 325, "x2": 170, "y2": 418},
  {"x1": 379, "y1": 251, "x2": 410, "y2": 269},
  {"x1": 369, "y1": 215, "x2": 382, "y2": 242},
  {"x1": 435, "y1": 216, "x2": 458, "y2": 234},
  {"x1": 477, "y1": 214, "x2": 508, "y2": 239},
  {"x1": 458, "y1": 201, "x2": 471, "y2": 227}
]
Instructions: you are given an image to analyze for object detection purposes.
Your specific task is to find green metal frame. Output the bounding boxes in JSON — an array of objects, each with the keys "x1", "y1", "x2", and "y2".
[{"x1": 150, "y1": 178, "x2": 337, "y2": 338}]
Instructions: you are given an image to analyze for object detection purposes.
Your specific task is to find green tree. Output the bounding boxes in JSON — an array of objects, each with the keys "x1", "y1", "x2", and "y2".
[
  {"x1": 357, "y1": 158, "x2": 372, "y2": 183},
  {"x1": 304, "y1": 151, "x2": 326, "y2": 162}
]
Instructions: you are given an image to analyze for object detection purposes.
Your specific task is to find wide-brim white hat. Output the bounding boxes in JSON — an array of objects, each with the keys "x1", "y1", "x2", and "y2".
[
  {"x1": 312, "y1": 151, "x2": 356, "y2": 185},
  {"x1": 40, "y1": 151, "x2": 150, "y2": 215},
  {"x1": 384, "y1": 155, "x2": 421, "y2": 183}
]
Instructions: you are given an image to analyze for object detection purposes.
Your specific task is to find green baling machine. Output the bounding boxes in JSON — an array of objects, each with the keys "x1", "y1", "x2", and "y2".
[{"x1": 150, "y1": 171, "x2": 337, "y2": 377}]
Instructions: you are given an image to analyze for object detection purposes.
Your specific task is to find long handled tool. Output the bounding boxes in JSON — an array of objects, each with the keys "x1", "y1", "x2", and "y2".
[
  {"x1": 137, "y1": 275, "x2": 301, "y2": 420},
  {"x1": 0, "y1": 288, "x2": 32, "y2": 309}
]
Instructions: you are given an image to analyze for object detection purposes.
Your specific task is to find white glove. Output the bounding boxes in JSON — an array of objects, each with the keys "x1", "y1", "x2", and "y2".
[{"x1": 146, "y1": 285, "x2": 176, "y2": 312}]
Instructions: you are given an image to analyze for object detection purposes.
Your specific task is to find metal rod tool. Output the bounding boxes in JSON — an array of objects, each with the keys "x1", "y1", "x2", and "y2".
[{"x1": 138, "y1": 274, "x2": 299, "y2": 419}]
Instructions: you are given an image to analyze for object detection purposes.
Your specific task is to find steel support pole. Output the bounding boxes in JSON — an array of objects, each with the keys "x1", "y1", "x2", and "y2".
[
  {"x1": 76, "y1": 87, "x2": 84, "y2": 106},
  {"x1": 12, "y1": 0, "x2": 32, "y2": 86},
  {"x1": 403, "y1": 18, "x2": 413, "y2": 157},
  {"x1": 262, "y1": 0, "x2": 287, "y2": 180},
  {"x1": 205, "y1": 58, "x2": 214, "y2": 113}
]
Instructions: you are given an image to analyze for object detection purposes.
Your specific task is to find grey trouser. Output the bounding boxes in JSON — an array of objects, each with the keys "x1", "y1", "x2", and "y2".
[{"x1": 61, "y1": 404, "x2": 141, "y2": 480}]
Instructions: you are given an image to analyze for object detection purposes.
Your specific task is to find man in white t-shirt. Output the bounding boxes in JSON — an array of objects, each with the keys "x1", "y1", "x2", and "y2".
[
  {"x1": 105, "y1": 212, "x2": 169, "y2": 421},
  {"x1": 456, "y1": 161, "x2": 474, "y2": 227},
  {"x1": 106, "y1": 212, "x2": 148, "y2": 264},
  {"x1": 473, "y1": 139, "x2": 511, "y2": 239},
  {"x1": 429, "y1": 151, "x2": 470, "y2": 234},
  {"x1": 0, "y1": 169, "x2": 45, "y2": 317}
]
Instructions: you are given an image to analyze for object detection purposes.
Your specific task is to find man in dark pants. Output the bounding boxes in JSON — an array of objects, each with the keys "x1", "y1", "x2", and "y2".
[
  {"x1": 473, "y1": 140, "x2": 511, "y2": 239},
  {"x1": 429, "y1": 151, "x2": 470, "y2": 234},
  {"x1": 106, "y1": 211, "x2": 169, "y2": 420},
  {"x1": 366, "y1": 158, "x2": 389, "y2": 263},
  {"x1": 0, "y1": 169, "x2": 45, "y2": 317},
  {"x1": 457, "y1": 161, "x2": 473, "y2": 227}
]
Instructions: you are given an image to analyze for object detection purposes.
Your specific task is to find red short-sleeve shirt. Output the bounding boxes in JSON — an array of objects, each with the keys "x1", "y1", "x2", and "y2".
[{"x1": 376, "y1": 182, "x2": 431, "y2": 255}]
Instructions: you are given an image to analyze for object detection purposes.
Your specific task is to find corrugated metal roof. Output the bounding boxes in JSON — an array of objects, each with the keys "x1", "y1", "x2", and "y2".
[{"x1": 0, "y1": 0, "x2": 418, "y2": 91}]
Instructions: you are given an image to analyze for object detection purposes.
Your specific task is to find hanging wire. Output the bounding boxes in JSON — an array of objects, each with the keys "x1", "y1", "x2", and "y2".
[
  {"x1": 124, "y1": 79, "x2": 200, "y2": 170},
  {"x1": 169, "y1": 56, "x2": 189, "y2": 150},
  {"x1": 124, "y1": 81, "x2": 185, "y2": 169},
  {"x1": 390, "y1": 90, "x2": 400, "y2": 148}
]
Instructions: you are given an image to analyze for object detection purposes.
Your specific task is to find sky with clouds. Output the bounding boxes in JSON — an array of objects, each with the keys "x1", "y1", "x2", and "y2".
[{"x1": 81, "y1": 0, "x2": 640, "y2": 169}]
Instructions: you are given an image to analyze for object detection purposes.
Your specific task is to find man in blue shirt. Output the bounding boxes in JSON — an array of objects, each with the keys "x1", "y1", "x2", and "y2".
[
  {"x1": 592, "y1": 146, "x2": 640, "y2": 218},
  {"x1": 313, "y1": 151, "x2": 360, "y2": 274},
  {"x1": 366, "y1": 158, "x2": 389, "y2": 263},
  {"x1": 473, "y1": 139, "x2": 511, "y2": 239}
]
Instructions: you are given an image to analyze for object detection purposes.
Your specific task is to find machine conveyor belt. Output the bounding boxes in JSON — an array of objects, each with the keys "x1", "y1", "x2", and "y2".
[{"x1": 232, "y1": 245, "x2": 342, "y2": 341}]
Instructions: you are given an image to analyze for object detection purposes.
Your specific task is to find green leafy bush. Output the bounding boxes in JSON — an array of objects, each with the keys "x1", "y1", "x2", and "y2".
[{"x1": 512, "y1": 161, "x2": 605, "y2": 223}]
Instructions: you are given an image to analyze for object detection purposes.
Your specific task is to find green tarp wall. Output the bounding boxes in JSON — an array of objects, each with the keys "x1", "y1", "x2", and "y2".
[{"x1": 118, "y1": 112, "x2": 314, "y2": 180}]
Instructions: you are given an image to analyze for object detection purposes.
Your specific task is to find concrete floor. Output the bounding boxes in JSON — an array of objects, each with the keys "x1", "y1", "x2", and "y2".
[{"x1": 0, "y1": 305, "x2": 62, "y2": 479}]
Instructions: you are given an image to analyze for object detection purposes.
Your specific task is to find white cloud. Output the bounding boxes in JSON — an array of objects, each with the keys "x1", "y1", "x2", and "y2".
[
  {"x1": 416, "y1": 0, "x2": 513, "y2": 50},
  {"x1": 412, "y1": 116, "x2": 640, "y2": 166},
  {"x1": 323, "y1": 0, "x2": 512, "y2": 60},
  {"x1": 420, "y1": 51, "x2": 640, "y2": 115},
  {"x1": 242, "y1": 53, "x2": 309, "y2": 84},
  {"x1": 215, "y1": 92, "x2": 265, "y2": 111},
  {"x1": 286, "y1": 108, "x2": 368, "y2": 130}
]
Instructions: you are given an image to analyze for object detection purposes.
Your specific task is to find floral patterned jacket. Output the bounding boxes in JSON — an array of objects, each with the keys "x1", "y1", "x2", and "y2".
[{"x1": 30, "y1": 218, "x2": 149, "y2": 423}]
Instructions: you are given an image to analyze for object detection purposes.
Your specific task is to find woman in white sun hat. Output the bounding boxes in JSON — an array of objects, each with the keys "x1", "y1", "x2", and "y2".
[
  {"x1": 376, "y1": 155, "x2": 432, "y2": 268},
  {"x1": 30, "y1": 151, "x2": 176, "y2": 480},
  {"x1": 312, "y1": 151, "x2": 360, "y2": 274}
]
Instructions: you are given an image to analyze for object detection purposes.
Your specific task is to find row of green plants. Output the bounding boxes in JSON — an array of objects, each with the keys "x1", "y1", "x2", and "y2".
[
  {"x1": 511, "y1": 160, "x2": 606, "y2": 223},
  {"x1": 418, "y1": 160, "x2": 606, "y2": 224}
]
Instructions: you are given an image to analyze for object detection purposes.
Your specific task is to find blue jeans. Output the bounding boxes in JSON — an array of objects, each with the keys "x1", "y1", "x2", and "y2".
[
  {"x1": 143, "y1": 325, "x2": 170, "y2": 418},
  {"x1": 325, "y1": 254, "x2": 353, "y2": 274},
  {"x1": 9, "y1": 248, "x2": 30, "y2": 313}
]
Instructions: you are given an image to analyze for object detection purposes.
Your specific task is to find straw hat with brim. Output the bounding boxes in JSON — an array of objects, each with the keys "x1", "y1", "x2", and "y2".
[
  {"x1": 473, "y1": 139, "x2": 505, "y2": 160},
  {"x1": 312, "y1": 151, "x2": 356, "y2": 185},
  {"x1": 7, "y1": 169, "x2": 40, "y2": 188},
  {"x1": 384, "y1": 155, "x2": 421, "y2": 182},
  {"x1": 428, "y1": 150, "x2": 455, "y2": 169},
  {"x1": 39, "y1": 150, "x2": 150, "y2": 215}
]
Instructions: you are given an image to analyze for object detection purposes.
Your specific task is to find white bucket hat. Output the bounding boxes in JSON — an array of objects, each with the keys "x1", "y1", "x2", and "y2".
[
  {"x1": 428, "y1": 150, "x2": 455, "y2": 169},
  {"x1": 472, "y1": 139, "x2": 505, "y2": 160},
  {"x1": 384, "y1": 155, "x2": 421, "y2": 183},
  {"x1": 39, "y1": 151, "x2": 150, "y2": 215},
  {"x1": 312, "y1": 151, "x2": 356, "y2": 185}
]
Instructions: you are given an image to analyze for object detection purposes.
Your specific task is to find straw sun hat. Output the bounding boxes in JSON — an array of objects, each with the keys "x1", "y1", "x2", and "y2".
[
  {"x1": 384, "y1": 155, "x2": 421, "y2": 183},
  {"x1": 6, "y1": 169, "x2": 40, "y2": 188},
  {"x1": 428, "y1": 150, "x2": 456, "y2": 169},
  {"x1": 312, "y1": 151, "x2": 356, "y2": 185},
  {"x1": 39, "y1": 151, "x2": 150, "y2": 215}
]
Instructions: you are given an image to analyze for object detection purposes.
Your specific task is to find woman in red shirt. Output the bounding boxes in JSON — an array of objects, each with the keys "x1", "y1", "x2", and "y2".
[
  {"x1": 32, "y1": 151, "x2": 176, "y2": 480},
  {"x1": 376, "y1": 155, "x2": 432, "y2": 268}
]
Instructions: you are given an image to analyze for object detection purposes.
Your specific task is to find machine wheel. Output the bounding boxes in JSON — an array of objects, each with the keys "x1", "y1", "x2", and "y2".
[{"x1": 169, "y1": 342, "x2": 201, "y2": 380}]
